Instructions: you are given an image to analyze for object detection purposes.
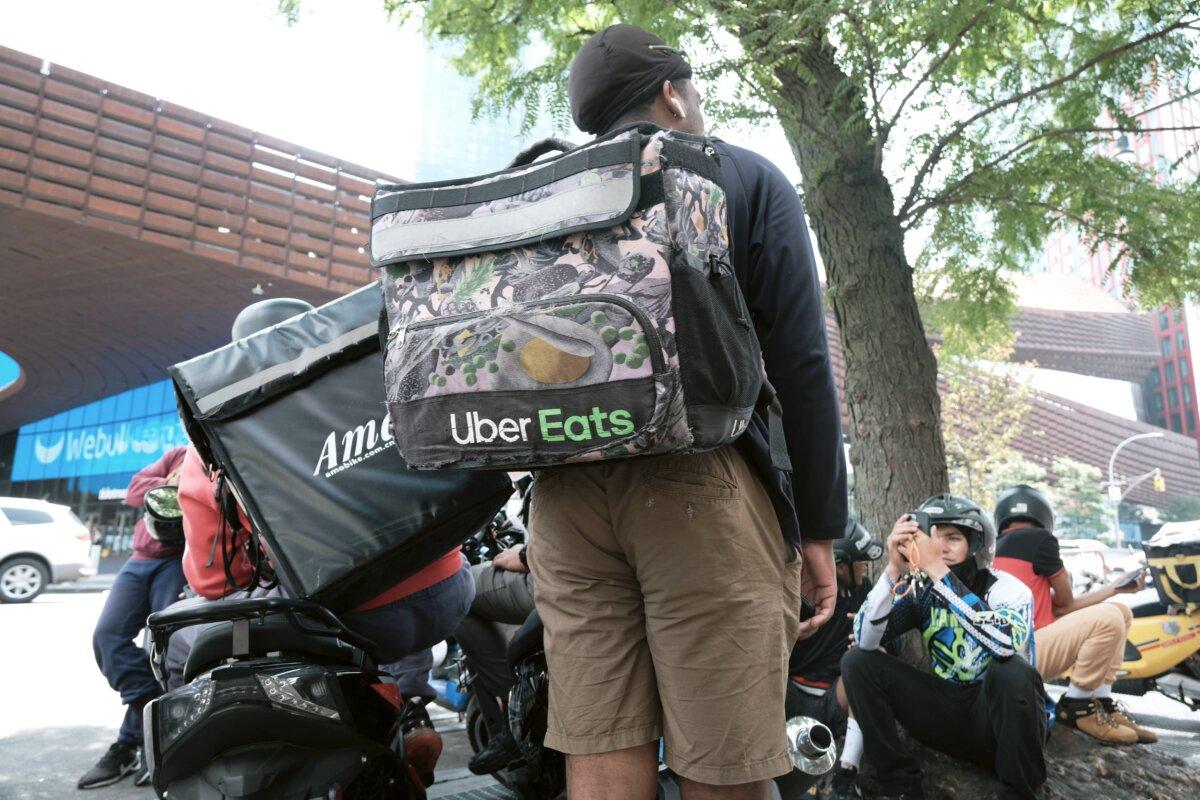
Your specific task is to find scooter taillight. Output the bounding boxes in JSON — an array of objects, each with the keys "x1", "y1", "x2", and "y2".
[{"x1": 371, "y1": 683, "x2": 402, "y2": 709}]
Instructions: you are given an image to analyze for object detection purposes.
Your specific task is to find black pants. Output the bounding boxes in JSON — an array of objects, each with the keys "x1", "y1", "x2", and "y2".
[{"x1": 841, "y1": 647, "x2": 1047, "y2": 799}]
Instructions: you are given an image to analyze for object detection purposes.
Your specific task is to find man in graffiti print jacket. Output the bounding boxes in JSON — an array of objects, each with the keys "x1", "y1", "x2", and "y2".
[{"x1": 842, "y1": 494, "x2": 1048, "y2": 800}]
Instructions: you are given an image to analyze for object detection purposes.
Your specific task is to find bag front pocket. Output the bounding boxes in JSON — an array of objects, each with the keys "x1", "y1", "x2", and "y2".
[{"x1": 386, "y1": 295, "x2": 668, "y2": 467}]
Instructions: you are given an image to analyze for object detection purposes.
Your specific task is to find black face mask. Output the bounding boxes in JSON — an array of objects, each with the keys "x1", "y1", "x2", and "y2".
[{"x1": 950, "y1": 559, "x2": 993, "y2": 598}]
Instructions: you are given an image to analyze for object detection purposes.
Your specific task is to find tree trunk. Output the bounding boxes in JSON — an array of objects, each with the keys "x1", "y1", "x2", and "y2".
[{"x1": 769, "y1": 34, "x2": 950, "y2": 539}]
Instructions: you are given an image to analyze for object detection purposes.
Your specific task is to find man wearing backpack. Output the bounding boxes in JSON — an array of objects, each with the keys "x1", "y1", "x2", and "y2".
[{"x1": 526, "y1": 25, "x2": 846, "y2": 799}]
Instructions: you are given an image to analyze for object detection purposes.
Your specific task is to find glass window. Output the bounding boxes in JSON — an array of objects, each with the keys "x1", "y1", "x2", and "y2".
[
  {"x1": 1176, "y1": 308, "x2": 1185, "y2": 323},
  {"x1": 1173, "y1": 413, "x2": 1184, "y2": 432},
  {"x1": 1185, "y1": 385, "x2": 1193, "y2": 404},
  {"x1": 1178, "y1": 332, "x2": 1187, "y2": 351},
  {"x1": 1163, "y1": 337, "x2": 1173, "y2": 356},
  {"x1": 1170, "y1": 388, "x2": 1179, "y2": 407},
  {"x1": 1148, "y1": 368, "x2": 1161, "y2": 387},
  {"x1": 1160, "y1": 310, "x2": 1170, "y2": 329},
  {"x1": 1, "y1": 507, "x2": 54, "y2": 525},
  {"x1": 1183, "y1": 360, "x2": 1190, "y2": 378},
  {"x1": 1151, "y1": 393, "x2": 1164, "y2": 411},
  {"x1": 1166, "y1": 362, "x2": 1177, "y2": 383}
]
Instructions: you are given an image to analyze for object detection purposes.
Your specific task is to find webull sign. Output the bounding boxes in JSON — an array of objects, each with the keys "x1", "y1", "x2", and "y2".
[{"x1": 13, "y1": 417, "x2": 186, "y2": 480}]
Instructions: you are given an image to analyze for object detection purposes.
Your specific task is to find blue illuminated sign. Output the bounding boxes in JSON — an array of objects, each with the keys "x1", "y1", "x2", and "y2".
[
  {"x1": 0, "y1": 351, "x2": 19, "y2": 396},
  {"x1": 10, "y1": 380, "x2": 186, "y2": 481}
]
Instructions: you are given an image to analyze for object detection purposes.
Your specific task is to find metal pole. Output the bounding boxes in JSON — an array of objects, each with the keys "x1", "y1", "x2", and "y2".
[{"x1": 1107, "y1": 432, "x2": 1164, "y2": 542}]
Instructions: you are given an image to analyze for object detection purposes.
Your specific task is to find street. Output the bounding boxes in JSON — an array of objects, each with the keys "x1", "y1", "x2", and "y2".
[{"x1": 1, "y1": 583, "x2": 1197, "y2": 800}]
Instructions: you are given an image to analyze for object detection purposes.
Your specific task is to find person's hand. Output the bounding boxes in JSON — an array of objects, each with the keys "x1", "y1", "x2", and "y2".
[
  {"x1": 912, "y1": 530, "x2": 948, "y2": 580},
  {"x1": 1111, "y1": 567, "x2": 1147, "y2": 594},
  {"x1": 846, "y1": 613, "x2": 857, "y2": 649},
  {"x1": 886, "y1": 515, "x2": 919, "y2": 579},
  {"x1": 492, "y1": 544, "x2": 528, "y2": 573},
  {"x1": 797, "y1": 539, "x2": 836, "y2": 639}
]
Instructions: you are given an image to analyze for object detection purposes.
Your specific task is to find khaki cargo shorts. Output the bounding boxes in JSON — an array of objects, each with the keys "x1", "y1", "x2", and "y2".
[{"x1": 527, "y1": 445, "x2": 804, "y2": 785}]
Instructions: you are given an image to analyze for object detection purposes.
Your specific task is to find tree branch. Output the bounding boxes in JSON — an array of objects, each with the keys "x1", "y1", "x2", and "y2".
[
  {"x1": 929, "y1": 193, "x2": 1117, "y2": 243},
  {"x1": 903, "y1": 123, "x2": 1200, "y2": 225},
  {"x1": 881, "y1": 8, "x2": 990, "y2": 148},
  {"x1": 842, "y1": 9, "x2": 887, "y2": 169},
  {"x1": 897, "y1": 13, "x2": 1200, "y2": 221}
]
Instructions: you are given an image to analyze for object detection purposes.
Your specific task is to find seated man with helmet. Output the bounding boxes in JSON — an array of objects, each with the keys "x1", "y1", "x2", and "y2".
[
  {"x1": 994, "y1": 485, "x2": 1154, "y2": 746},
  {"x1": 170, "y1": 297, "x2": 477, "y2": 789},
  {"x1": 841, "y1": 494, "x2": 1046, "y2": 800},
  {"x1": 786, "y1": 518, "x2": 882, "y2": 800}
]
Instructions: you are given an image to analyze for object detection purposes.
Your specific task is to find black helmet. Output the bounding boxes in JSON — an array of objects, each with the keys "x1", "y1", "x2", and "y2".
[
  {"x1": 231, "y1": 298, "x2": 314, "y2": 341},
  {"x1": 143, "y1": 486, "x2": 184, "y2": 545},
  {"x1": 834, "y1": 518, "x2": 884, "y2": 565},
  {"x1": 994, "y1": 485, "x2": 1054, "y2": 533},
  {"x1": 915, "y1": 493, "x2": 996, "y2": 569}
]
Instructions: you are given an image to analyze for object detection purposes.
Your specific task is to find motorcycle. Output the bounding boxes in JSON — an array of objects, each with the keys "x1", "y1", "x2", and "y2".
[
  {"x1": 1110, "y1": 522, "x2": 1200, "y2": 710},
  {"x1": 145, "y1": 596, "x2": 419, "y2": 800},
  {"x1": 141, "y1": 490, "x2": 419, "y2": 799},
  {"x1": 458, "y1": 606, "x2": 835, "y2": 800},
  {"x1": 1111, "y1": 585, "x2": 1200, "y2": 710}
]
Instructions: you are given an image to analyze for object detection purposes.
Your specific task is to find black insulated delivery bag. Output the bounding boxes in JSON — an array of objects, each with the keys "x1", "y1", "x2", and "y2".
[{"x1": 170, "y1": 282, "x2": 511, "y2": 612}]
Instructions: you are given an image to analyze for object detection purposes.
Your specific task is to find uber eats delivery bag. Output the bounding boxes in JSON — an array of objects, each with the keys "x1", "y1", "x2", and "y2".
[
  {"x1": 370, "y1": 125, "x2": 789, "y2": 471},
  {"x1": 170, "y1": 283, "x2": 512, "y2": 612}
]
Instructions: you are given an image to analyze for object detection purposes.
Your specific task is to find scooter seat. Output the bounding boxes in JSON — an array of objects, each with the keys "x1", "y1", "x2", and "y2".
[
  {"x1": 507, "y1": 609, "x2": 545, "y2": 671},
  {"x1": 184, "y1": 613, "x2": 368, "y2": 683},
  {"x1": 1130, "y1": 599, "x2": 1171, "y2": 618}
]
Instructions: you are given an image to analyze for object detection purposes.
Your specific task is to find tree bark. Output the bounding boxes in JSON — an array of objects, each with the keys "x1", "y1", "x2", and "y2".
[{"x1": 768, "y1": 34, "x2": 950, "y2": 538}]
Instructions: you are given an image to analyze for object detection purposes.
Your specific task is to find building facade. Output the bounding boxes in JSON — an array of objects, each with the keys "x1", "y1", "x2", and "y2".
[{"x1": 0, "y1": 380, "x2": 184, "y2": 551}]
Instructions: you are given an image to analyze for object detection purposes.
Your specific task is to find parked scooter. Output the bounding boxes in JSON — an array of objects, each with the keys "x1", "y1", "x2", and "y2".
[
  {"x1": 146, "y1": 596, "x2": 419, "y2": 799},
  {"x1": 141, "y1": 487, "x2": 419, "y2": 799},
  {"x1": 1111, "y1": 522, "x2": 1200, "y2": 710}
]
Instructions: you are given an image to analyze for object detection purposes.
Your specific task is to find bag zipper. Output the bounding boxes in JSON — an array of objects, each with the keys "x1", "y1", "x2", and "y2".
[{"x1": 394, "y1": 293, "x2": 667, "y2": 374}]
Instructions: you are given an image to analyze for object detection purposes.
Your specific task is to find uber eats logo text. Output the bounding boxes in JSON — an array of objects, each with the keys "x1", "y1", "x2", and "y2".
[
  {"x1": 451, "y1": 407, "x2": 634, "y2": 445},
  {"x1": 314, "y1": 412, "x2": 393, "y2": 478}
]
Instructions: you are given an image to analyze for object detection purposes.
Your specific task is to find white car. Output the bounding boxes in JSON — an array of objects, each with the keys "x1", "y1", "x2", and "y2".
[{"x1": 0, "y1": 497, "x2": 95, "y2": 603}]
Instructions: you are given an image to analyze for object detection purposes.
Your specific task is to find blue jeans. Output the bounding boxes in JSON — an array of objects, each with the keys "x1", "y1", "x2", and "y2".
[
  {"x1": 345, "y1": 559, "x2": 475, "y2": 700},
  {"x1": 92, "y1": 556, "x2": 186, "y2": 746}
]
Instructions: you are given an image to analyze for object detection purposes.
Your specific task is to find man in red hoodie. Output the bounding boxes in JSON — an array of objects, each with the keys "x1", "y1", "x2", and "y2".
[{"x1": 79, "y1": 444, "x2": 188, "y2": 790}]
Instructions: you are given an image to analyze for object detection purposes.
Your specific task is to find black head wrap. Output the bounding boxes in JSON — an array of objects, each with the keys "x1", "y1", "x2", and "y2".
[{"x1": 568, "y1": 24, "x2": 693, "y2": 135}]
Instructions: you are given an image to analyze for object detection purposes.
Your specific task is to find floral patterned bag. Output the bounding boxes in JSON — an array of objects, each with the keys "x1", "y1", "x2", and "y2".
[{"x1": 370, "y1": 126, "x2": 770, "y2": 470}]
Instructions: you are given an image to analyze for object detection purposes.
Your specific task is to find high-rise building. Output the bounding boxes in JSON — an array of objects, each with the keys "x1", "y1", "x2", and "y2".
[
  {"x1": 410, "y1": 46, "x2": 564, "y2": 181},
  {"x1": 1034, "y1": 89, "x2": 1200, "y2": 441},
  {"x1": 1036, "y1": 88, "x2": 1200, "y2": 300}
]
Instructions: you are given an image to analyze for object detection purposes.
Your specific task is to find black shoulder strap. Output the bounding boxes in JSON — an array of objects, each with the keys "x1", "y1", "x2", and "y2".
[{"x1": 757, "y1": 378, "x2": 793, "y2": 472}]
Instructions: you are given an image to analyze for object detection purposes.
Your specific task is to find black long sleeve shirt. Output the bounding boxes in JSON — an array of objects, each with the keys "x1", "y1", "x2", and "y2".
[{"x1": 715, "y1": 140, "x2": 848, "y2": 548}]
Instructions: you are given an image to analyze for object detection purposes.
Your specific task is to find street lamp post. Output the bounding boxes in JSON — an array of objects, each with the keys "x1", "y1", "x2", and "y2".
[{"x1": 1106, "y1": 432, "x2": 1164, "y2": 542}]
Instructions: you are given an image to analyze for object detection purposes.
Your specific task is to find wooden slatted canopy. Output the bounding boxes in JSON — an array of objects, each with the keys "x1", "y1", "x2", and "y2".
[{"x1": 0, "y1": 45, "x2": 400, "y2": 432}]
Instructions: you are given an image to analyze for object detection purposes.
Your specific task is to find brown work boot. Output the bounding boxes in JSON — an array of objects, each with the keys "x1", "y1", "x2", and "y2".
[
  {"x1": 1055, "y1": 696, "x2": 1138, "y2": 745},
  {"x1": 1098, "y1": 697, "x2": 1158, "y2": 743},
  {"x1": 400, "y1": 699, "x2": 442, "y2": 787}
]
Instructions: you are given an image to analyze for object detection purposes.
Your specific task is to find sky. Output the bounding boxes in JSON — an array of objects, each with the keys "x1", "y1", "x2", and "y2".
[{"x1": 1, "y1": 0, "x2": 802, "y2": 183}]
